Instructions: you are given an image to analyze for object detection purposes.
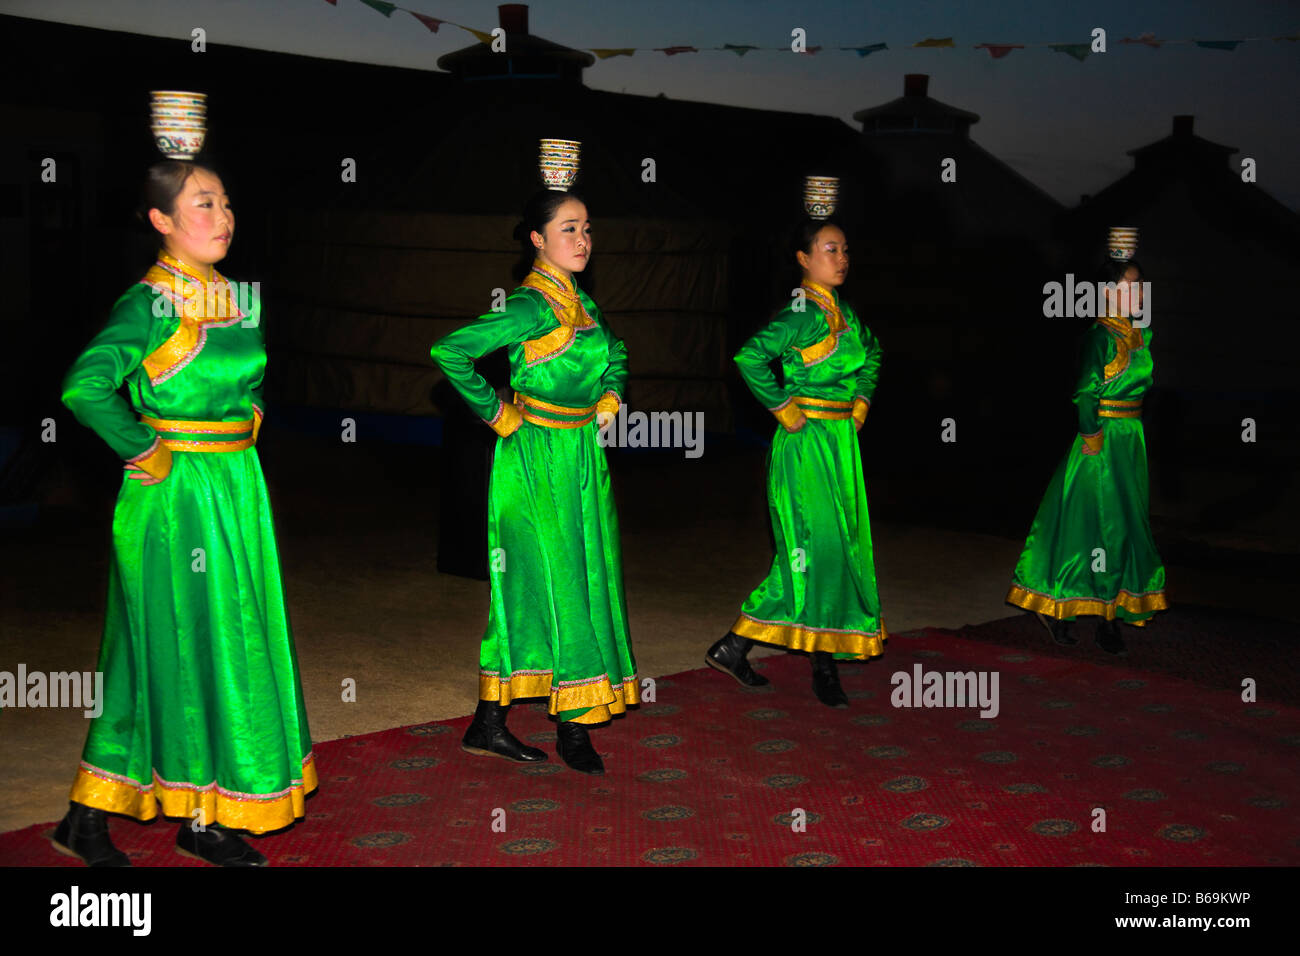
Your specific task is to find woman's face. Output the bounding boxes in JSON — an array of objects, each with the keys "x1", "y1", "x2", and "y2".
[
  {"x1": 797, "y1": 224, "x2": 849, "y2": 288},
  {"x1": 1108, "y1": 264, "x2": 1142, "y2": 315},
  {"x1": 150, "y1": 168, "x2": 233, "y2": 275},
  {"x1": 532, "y1": 198, "x2": 591, "y2": 275}
]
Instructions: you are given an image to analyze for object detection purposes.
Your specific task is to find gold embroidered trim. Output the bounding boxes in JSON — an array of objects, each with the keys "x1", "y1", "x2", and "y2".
[
  {"x1": 139, "y1": 251, "x2": 247, "y2": 385},
  {"x1": 141, "y1": 415, "x2": 254, "y2": 434},
  {"x1": 520, "y1": 259, "x2": 595, "y2": 329},
  {"x1": 1006, "y1": 583, "x2": 1167, "y2": 624},
  {"x1": 523, "y1": 324, "x2": 576, "y2": 366},
  {"x1": 160, "y1": 437, "x2": 255, "y2": 453},
  {"x1": 478, "y1": 670, "x2": 640, "y2": 722},
  {"x1": 796, "y1": 282, "x2": 848, "y2": 366},
  {"x1": 70, "y1": 754, "x2": 317, "y2": 834},
  {"x1": 732, "y1": 612, "x2": 887, "y2": 659},
  {"x1": 1097, "y1": 315, "x2": 1145, "y2": 384}
]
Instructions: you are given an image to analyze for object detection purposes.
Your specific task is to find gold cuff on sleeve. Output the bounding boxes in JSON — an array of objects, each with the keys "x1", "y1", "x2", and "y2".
[
  {"x1": 489, "y1": 401, "x2": 523, "y2": 437},
  {"x1": 852, "y1": 397, "x2": 870, "y2": 428},
  {"x1": 252, "y1": 405, "x2": 263, "y2": 443},
  {"x1": 596, "y1": 391, "x2": 620, "y2": 415},
  {"x1": 1080, "y1": 430, "x2": 1104, "y2": 453},
  {"x1": 772, "y1": 400, "x2": 805, "y2": 431},
  {"x1": 128, "y1": 439, "x2": 173, "y2": 480}
]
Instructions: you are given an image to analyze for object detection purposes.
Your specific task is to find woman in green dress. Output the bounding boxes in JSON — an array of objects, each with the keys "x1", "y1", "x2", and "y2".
[
  {"x1": 431, "y1": 188, "x2": 636, "y2": 775},
  {"x1": 707, "y1": 217, "x2": 886, "y2": 707},
  {"x1": 1006, "y1": 254, "x2": 1168, "y2": 654},
  {"x1": 53, "y1": 161, "x2": 315, "y2": 867}
]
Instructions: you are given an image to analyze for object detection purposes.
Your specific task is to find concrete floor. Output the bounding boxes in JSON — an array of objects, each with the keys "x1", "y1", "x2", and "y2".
[{"x1": 1, "y1": 429, "x2": 1291, "y2": 834}]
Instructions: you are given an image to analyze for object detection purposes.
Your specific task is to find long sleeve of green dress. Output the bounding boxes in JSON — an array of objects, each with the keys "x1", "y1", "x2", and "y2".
[
  {"x1": 431, "y1": 292, "x2": 552, "y2": 433},
  {"x1": 62, "y1": 288, "x2": 170, "y2": 471},
  {"x1": 1073, "y1": 324, "x2": 1109, "y2": 450},
  {"x1": 734, "y1": 307, "x2": 810, "y2": 428}
]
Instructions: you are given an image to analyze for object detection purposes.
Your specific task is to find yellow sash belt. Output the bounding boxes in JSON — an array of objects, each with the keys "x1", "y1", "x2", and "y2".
[
  {"x1": 514, "y1": 393, "x2": 598, "y2": 429},
  {"x1": 141, "y1": 415, "x2": 255, "y2": 452},
  {"x1": 1098, "y1": 399, "x2": 1142, "y2": 419},
  {"x1": 792, "y1": 396, "x2": 854, "y2": 420}
]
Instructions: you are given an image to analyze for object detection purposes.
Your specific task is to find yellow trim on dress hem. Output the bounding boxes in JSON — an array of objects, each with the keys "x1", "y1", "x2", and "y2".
[
  {"x1": 69, "y1": 754, "x2": 318, "y2": 835},
  {"x1": 732, "y1": 613, "x2": 887, "y2": 659},
  {"x1": 478, "y1": 670, "x2": 640, "y2": 721},
  {"x1": 1006, "y1": 583, "x2": 1167, "y2": 625}
]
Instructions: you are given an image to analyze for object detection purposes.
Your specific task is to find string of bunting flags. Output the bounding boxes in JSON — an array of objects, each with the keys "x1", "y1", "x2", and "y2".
[{"x1": 319, "y1": 0, "x2": 1298, "y2": 62}]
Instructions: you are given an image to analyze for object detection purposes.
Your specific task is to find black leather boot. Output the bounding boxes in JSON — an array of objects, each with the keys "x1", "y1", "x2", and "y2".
[
  {"x1": 1035, "y1": 611, "x2": 1077, "y2": 646},
  {"x1": 1094, "y1": 618, "x2": 1127, "y2": 656},
  {"x1": 50, "y1": 801, "x2": 130, "y2": 867},
  {"x1": 176, "y1": 822, "x2": 268, "y2": 866},
  {"x1": 811, "y1": 651, "x2": 849, "y2": 709},
  {"x1": 556, "y1": 721, "x2": 604, "y2": 775},
  {"x1": 705, "y1": 631, "x2": 770, "y2": 686},
  {"x1": 461, "y1": 700, "x2": 547, "y2": 762}
]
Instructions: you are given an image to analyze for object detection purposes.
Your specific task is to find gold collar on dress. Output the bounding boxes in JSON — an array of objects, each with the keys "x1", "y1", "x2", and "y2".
[
  {"x1": 520, "y1": 258, "x2": 595, "y2": 329},
  {"x1": 801, "y1": 281, "x2": 846, "y2": 333},
  {"x1": 144, "y1": 250, "x2": 244, "y2": 322}
]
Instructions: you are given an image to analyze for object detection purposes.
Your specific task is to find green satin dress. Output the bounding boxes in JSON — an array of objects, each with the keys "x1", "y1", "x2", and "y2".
[
  {"x1": 61, "y1": 251, "x2": 315, "y2": 833},
  {"x1": 431, "y1": 259, "x2": 637, "y2": 725},
  {"x1": 731, "y1": 281, "x2": 887, "y2": 660},
  {"x1": 1007, "y1": 313, "x2": 1168, "y2": 624}
]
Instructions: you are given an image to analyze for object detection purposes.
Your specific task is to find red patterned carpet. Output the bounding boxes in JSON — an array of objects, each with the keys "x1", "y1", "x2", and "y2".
[{"x1": 4, "y1": 617, "x2": 1298, "y2": 867}]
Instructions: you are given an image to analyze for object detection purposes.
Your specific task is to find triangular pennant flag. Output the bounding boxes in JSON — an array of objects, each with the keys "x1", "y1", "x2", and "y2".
[
  {"x1": 914, "y1": 37, "x2": 955, "y2": 48},
  {"x1": 723, "y1": 44, "x2": 759, "y2": 56},
  {"x1": 1049, "y1": 43, "x2": 1091, "y2": 61},
  {"x1": 976, "y1": 43, "x2": 1024, "y2": 59},
  {"x1": 357, "y1": 0, "x2": 397, "y2": 16},
  {"x1": 655, "y1": 46, "x2": 698, "y2": 56},
  {"x1": 845, "y1": 43, "x2": 888, "y2": 57},
  {"x1": 463, "y1": 26, "x2": 495, "y2": 43},
  {"x1": 1122, "y1": 32, "x2": 1161, "y2": 48},
  {"x1": 591, "y1": 48, "x2": 636, "y2": 59},
  {"x1": 408, "y1": 12, "x2": 444, "y2": 32},
  {"x1": 1195, "y1": 39, "x2": 1241, "y2": 50}
]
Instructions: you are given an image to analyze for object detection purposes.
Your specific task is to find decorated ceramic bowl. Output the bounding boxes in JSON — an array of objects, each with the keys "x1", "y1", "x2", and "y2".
[
  {"x1": 153, "y1": 128, "x2": 206, "y2": 159},
  {"x1": 541, "y1": 167, "x2": 578, "y2": 190}
]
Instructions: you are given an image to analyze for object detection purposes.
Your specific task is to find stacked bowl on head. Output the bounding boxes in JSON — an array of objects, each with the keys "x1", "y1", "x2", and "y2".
[
  {"x1": 803, "y1": 176, "x2": 839, "y2": 219},
  {"x1": 539, "y1": 139, "x2": 581, "y2": 191},
  {"x1": 1107, "y1": 226, "x2": 1139, "y2": 261},
  {"x1": 150, "y1": 91, "x2": 207, "y2": 160}
]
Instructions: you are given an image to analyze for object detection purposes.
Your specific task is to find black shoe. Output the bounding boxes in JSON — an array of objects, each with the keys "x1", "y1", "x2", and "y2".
[
  {"x1": 461, "y1": 700, "x2": 547, "y2": 762},
  {"x1": 705, "y1": 631, "x2": 770, "y2": 687},
  {"x1": 556, "y1": 721, "x2": 605, "y2": 775},
  {"x1": 50, "y1": 801, "x2": 130, "y2": 867},
  {"x1": 811, "y1": 652, "x2": 849, "y2": 709},
  {"x1": 1035, "y1": 611, "x2": 1078, "y2": 646},
  {"x1": 1094, "y1": 618, "x2": 1127, "y2": 656},
  {"x1": 175, "y1": 822, "x2": 268, "y2": 867}
]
